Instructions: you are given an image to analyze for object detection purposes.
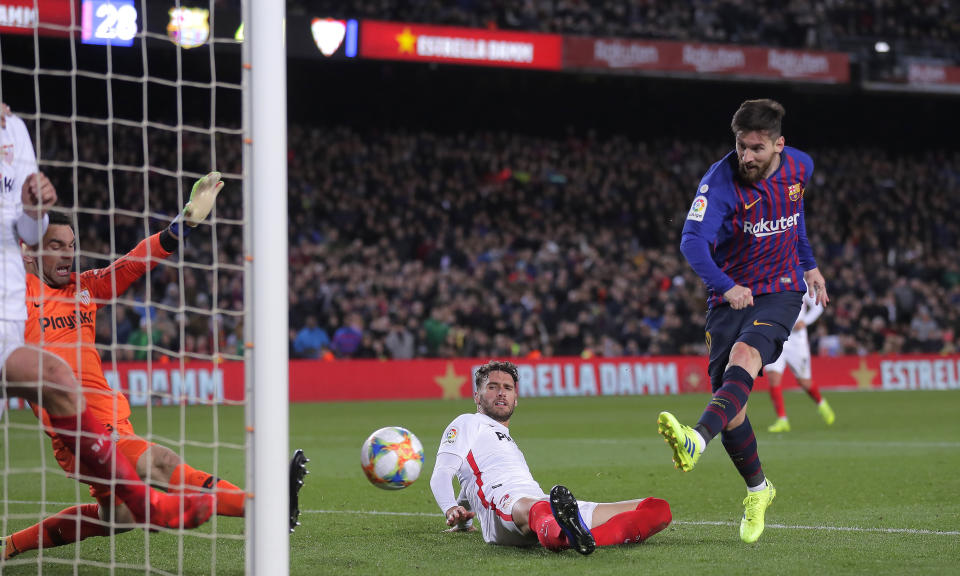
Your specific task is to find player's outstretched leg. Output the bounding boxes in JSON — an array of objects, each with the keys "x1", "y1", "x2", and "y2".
[
  {"x1": 289, "y1": 449, "x2": 310, "y2": 533},
  {"x1": 657, "y1": 412, "x2": 702, "y2": 472},
  {"x1": 549, "y1": 485, "x2": 595, "y2": 556},
  {"x1": 740, "y1": 478, "x2": 776, "y2": 543}
]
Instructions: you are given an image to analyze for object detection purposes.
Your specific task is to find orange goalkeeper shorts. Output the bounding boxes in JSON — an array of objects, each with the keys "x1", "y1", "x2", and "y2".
[{"x1": 49, "y1": 417, "x2": 156, "y2": 500}]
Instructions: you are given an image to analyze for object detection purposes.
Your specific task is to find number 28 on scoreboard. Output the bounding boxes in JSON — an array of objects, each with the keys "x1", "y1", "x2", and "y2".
[{"x1": 81, "y1": 0, "x2": 138, "y2": 47}]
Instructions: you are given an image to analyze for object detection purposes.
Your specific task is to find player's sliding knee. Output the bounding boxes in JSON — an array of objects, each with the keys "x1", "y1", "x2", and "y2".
[{"x1": 638, "y1": 498, "x2": 672, "y2": 524}]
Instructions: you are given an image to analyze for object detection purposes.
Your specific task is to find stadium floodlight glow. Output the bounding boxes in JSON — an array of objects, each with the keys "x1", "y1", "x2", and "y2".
[{"x1": 875, "y1": 41, "x2": 891, "y2": 53}]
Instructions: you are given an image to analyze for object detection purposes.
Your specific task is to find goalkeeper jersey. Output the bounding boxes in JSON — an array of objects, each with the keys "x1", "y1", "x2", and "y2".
[{"x1": 26, "y1": 232, "x2": 172, "y2": 430}]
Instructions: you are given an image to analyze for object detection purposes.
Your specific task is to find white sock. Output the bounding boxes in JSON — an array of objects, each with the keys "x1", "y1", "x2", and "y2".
[
  {"x1": 748, "y1": 480, "x2": 768, "y2": 492},
  {"x1": 693, "y1": 430, "x2": 706, "y2": 454}
]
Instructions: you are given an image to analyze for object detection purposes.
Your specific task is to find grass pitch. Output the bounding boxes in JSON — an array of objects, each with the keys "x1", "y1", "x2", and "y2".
[{"x1": 1, "y1": 389, "x2": 958, "y2": 575}]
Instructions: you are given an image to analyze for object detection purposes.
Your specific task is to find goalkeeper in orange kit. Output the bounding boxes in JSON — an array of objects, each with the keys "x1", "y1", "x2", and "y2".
[{"x1": 3, "y1": 173, "x2": 308, "y2": 558}]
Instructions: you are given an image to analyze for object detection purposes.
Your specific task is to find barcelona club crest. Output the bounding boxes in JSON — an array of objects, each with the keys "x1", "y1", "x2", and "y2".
[
  {"x1": 787, "y1": 182, "x2": 804, "y2": 201},
  {"x1": 167, "y1": 7, "x2": 210, "y2": 49}
]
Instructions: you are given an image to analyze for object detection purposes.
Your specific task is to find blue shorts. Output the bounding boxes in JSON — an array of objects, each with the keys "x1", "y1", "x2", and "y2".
[{"x1": 704, "y1": 291, "x2": 803, "y2": 393}]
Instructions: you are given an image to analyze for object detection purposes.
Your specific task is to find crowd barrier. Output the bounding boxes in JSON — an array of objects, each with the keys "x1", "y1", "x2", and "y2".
[{"x1": 8, "y1": 355, "x2": 956, "y2": 408}]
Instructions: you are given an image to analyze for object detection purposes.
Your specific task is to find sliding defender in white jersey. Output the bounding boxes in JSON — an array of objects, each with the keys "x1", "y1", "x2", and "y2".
[
  {"x1": 430, "y1": 360, "x2": 672, "y2": 555},
  {"x1": 765, "y1": 291, "x2": 836, "y2": 432}
]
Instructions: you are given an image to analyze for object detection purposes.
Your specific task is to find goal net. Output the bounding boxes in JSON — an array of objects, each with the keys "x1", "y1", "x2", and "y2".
[{"x1": 0, "y1": 1, "x2": 286, "y2": 573}]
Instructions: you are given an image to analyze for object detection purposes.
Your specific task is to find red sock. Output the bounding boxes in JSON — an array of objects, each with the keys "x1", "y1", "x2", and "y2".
[
  {"x1": 169, "y1": 463, "x2": 245, "y2": 517},
  {"x1": 47, "y1": 409, "x2": 151, "y2": 523},
  {"x1": 7, "y1": 504, "x2": 108, "y2": 558},
  {"x1": 805, "y1": 381, "x2": 822, "y2": 404},
  {"x1": 770, "y1": 385, "x2": 787, "y2": 418},
  {"x1": 528, "y1": 500, "x2": 567, "y2": 551},
  {"x1": 592, "y1": 498, "x2": 672, "y2": 546}
]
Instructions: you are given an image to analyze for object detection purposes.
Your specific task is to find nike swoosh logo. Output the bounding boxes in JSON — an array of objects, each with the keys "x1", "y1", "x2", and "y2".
[
  {"x1": 745, "y1": 198, "x2": 761, "y2": 209},
  {"x1": 753, "y1": 320, "x2": 773, "y2": 326},
  {"x1": 33, "y1": 302, "x2": 40, "y2": 307}
]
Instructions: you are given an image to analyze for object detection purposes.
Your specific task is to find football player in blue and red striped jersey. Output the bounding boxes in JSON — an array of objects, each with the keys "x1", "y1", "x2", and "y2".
[{"x1": 657, "y1": 99, "x2": 829, "y2": 543}]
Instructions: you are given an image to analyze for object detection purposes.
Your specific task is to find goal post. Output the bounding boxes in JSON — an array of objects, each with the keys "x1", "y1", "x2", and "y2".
[
  {"x1": 0, "y1": 0, "x2": 289, "y2": 573},
  {"x1": 243, "y1": 1, "x2": 290, "y2": 574}
]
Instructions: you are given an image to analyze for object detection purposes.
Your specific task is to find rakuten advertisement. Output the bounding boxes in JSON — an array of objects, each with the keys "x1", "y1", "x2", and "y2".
[
  {"x1": 907, "y1": 63, "x2": 960, "y2": 87},
  {"x1": 360, "y1": 20, "x2": 563, "y2": 70},
  {"x1": 5, "y1": 355, "x2": 956, "y2": 409},
  {"x1": 565, "y1": 36, "x2": 849, "y2": 83}
]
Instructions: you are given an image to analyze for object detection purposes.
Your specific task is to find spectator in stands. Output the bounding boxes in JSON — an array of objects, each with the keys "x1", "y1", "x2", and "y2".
[
  {"x1": 293, "y1": 315, "x2": 331, "y2": 359},
  {"x1": 332, "y1": 313, "x2": 364, "y2": 358},
  {"x1": 384, "y1": 315, "x2": 415, "y2": 360}
]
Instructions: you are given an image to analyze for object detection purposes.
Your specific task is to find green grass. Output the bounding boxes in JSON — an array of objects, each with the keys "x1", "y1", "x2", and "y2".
[{"x1": 2, "y1": 390, "x2": 959, "y2": 575}]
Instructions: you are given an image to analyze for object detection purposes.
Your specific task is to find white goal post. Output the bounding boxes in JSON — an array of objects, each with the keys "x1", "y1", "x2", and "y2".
[{"x1": 243, "y1": 0, "x2": 290, "y2": 574}]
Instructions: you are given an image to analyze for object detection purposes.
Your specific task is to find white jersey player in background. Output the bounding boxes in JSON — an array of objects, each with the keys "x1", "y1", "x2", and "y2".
[
  {"x1": 430, "y1": 360, "x2": 672, "y2": 555},
  {"x1": 0, "y1": 104, "x2": 214, "y2": 532},
  {"x1": 765, "y1": 291, "x2": 836, "y2": 432}
]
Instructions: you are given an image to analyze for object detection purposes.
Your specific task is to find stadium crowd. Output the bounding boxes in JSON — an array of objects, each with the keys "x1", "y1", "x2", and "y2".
[
  {"x1": 33, "y1": 120, "x2": 958, "y2": 361},
  {"x1": 290, "y1": 0, "x2": 960, "y2": 61}
]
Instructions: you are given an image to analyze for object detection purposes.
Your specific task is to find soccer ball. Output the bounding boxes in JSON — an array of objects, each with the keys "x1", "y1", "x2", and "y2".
[{"x1": 360, "y1": 426, "x2": 424, "y2": 490}]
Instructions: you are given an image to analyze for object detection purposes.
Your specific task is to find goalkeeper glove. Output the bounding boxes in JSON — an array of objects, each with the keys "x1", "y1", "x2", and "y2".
[
  {"x1": 183, "y1": 171, "x2": 224, "y2": 226},
  {"x1": 169, "y1": 171, "x2": 225, "y2": 238}
]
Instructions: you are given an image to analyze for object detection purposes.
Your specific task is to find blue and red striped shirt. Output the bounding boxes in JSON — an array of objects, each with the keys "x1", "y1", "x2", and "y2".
[{"x1": 680, "y1": 146, "x2": 817, "y2": 308}]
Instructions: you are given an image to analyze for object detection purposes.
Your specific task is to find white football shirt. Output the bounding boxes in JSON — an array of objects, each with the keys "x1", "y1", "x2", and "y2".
[
  {"x1": 438, "y1": 412, "x2": 546, "y2": 530},
  {"x1": 0, "y1": 114, "x2": 37, "y2": 322}
]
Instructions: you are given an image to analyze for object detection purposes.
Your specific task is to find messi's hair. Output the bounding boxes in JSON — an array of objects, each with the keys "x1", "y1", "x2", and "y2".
[
  {"x1": 47, "y1": 210, "x2": 73, "y2": 228},
  {"x1": 474, "y1": 360, "x2": 519, "y2": 391},
  {"x1": 731, "y1": 99, "x2": 786, "y2": 138}
]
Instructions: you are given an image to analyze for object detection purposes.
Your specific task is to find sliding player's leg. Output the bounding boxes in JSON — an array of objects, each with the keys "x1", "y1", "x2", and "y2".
[
  {"x1": 588, "y1": 496, "x2": 672, "y2": 545},
  {"x1": 3, "y1": 345, "x2": 213, "y2": 530},
  {"x1": 525, "y1": 488, "x2": 671, "y2": 554},
  {"x1": 1, "y1": 490, "x2": 130, "y2": 558},
  {"x1": 125, "y1": 434, "x2": 246, "y2": 517}
]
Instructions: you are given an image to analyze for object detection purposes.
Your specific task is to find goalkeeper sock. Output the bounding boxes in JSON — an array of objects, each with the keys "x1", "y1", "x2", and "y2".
[
  {"x1": 528, "y1": 500, "x2": 568, "y2": 550},
  {"x1": 169, "y1": 463, "x2": 245, "y2": 517},
  {"x1": 7, "y1": 504, "x2": 107, "y2": 558},
  {"x1": 591, "y1": 498, "x2": 672, "y2": 546}
]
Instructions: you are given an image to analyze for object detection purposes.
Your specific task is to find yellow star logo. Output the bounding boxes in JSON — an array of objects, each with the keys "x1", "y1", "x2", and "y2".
[
  {"x1": 685, "y1": 370, "x2": 702, "y2": 391},
  {"x1": 396, "y1": 27, "x2": 417, "y2": 54},
  {"x1": 850, "y1": 358, "x2": 877, "y2": 389},
  {"x1": 435, "y1": 362, "x2": 466, "y2": 399}
]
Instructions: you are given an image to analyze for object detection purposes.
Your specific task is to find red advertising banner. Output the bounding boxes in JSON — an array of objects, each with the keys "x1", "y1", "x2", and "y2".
[
  {"x1": 0, "y1": 0, "x2": 74, "y2": 37},
  {"x1": 5, "y1": 355, "x2": 957, "y2": 410},
  {"x1": 360, "y1": 20, "x2": 563, "y2": 71},
  {"x1": 907, "y1": 63, "x2": 960, "y2": 86},
  {"x1": 564, "y1": 36, "x2": 850, "y2": 83}
]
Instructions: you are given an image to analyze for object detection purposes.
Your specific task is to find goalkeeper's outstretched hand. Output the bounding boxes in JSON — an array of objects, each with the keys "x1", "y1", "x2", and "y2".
[{"x1": 183, "y1": 171, "x2": 225, "y2": 227}]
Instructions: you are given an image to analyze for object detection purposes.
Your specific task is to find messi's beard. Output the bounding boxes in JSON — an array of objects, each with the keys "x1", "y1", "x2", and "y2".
[{"x1": 738, "y1": 153, "x2": 779, "y2": 183}]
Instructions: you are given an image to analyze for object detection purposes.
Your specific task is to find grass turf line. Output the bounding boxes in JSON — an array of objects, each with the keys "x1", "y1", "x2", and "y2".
[{"x1": 0, "y1": 389, "x2": 957, "y2": 575}]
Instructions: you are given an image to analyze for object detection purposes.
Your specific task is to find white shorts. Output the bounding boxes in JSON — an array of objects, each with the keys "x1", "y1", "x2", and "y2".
[
  {"x1": 467, "y1": 489, "x2": 599, "y2": 547},
  {"x1": 766, "y1": 328, "x2": 811, "y2": 379},
  {"x1": 0, "y1": 320, "x2": 25, "y2": 371}
]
